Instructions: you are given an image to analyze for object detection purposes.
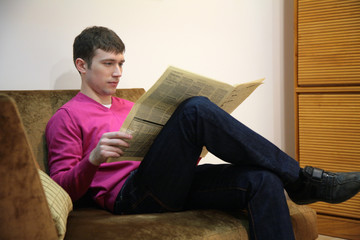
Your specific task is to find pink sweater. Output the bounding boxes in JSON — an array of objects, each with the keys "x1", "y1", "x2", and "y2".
[{"x1": 45, "y1": 92, "x2": 141, "y2": 212}]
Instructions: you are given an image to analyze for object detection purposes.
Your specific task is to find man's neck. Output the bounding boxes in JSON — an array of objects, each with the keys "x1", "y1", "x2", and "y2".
[{"x1": 80, "y1": 88, "x2": 112, "y2": 105}]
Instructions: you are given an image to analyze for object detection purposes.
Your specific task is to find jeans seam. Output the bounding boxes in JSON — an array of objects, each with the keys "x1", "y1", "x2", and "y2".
[{"x1": 247, "y1": 202, "x2": 258, "y2": 240}]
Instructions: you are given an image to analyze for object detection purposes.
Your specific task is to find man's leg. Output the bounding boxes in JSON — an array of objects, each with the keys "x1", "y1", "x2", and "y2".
[
  {"x1": 115, "y1": 96, "x2": 299, "y2": 213},
  {"x1": 115, "y1": 165, "x2": 295, "y2": 239},
  {"x1": 186, "y1": 164, "x2": 295, "y2": 240},
  {"x1": 133, "y1": 97, "x2": 300, "y2": 209}
]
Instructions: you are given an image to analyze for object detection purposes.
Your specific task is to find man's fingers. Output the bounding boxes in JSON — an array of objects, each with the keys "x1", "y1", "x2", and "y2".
[
  {"x1": 99, "y1": 137, "x2": 130, "y2": 148},
  {"x1": 103, "y1": 131, "x2": 133, "y2": 140},
  {"x1": 100, "y1": 145, "x2": 125, "y2": 157},
  {"x1": 90, "y1": 131, "x2": 133, "y2": 165}
]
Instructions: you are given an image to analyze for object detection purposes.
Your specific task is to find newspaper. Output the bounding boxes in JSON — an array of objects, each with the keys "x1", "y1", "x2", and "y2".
[{"x1": 108, "y1": 66, "x2": 264, "y2": 162}]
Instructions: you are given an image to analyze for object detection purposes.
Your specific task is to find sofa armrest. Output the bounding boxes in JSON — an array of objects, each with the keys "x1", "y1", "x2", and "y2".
[{"x1": 0, "y1": 94, "x2": 58, "y2": 240}]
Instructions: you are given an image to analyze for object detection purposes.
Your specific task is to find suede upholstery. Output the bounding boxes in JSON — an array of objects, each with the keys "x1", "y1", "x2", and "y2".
[
  {"x1": 0, "y1": 89, "x2": 318, "y2": 239},
  {"x1": 0, "y1": 95, "x2": 58, "y2": 240}
]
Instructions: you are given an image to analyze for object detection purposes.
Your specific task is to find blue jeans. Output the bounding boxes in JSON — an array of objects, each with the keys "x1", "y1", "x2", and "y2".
[{"x1": 114, "y1": 97, "x2": 300, "y2": 240}]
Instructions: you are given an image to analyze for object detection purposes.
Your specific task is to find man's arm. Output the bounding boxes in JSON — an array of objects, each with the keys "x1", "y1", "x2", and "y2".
[
  {"x1": 46, "y1": 109, "x2": 98, "y2": 201},
  {"x1": 46, "y1": 108, "x2": 133, "y2": 202}
]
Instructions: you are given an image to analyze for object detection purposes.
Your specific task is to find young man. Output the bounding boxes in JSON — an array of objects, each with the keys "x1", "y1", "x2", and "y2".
[{"x1": 46, "y1": 26, "x2": 360, "y2": 240}]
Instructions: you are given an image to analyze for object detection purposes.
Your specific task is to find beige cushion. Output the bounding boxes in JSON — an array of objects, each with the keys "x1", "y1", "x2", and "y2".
[{"x1": 38, "y1": 169, "x2": 73, "y2": 240}]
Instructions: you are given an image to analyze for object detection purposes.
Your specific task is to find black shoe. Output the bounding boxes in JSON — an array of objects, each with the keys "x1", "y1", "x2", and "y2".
[{"x1": 288, "y1": 166, "x2": 360, "y2": 205}]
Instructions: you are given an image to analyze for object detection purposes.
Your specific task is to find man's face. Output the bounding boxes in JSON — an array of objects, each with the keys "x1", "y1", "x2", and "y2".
[{"x1": 82, "y1": 49, "x2": 125, "y2": 100}]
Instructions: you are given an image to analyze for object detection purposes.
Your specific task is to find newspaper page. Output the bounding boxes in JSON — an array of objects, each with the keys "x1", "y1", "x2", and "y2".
[
  {"x1": 219, "y1": 79, "x2": 265, "y2": 114},
  {"x1": 108, "y1": 66, "x2": 263, "y2": 162}
]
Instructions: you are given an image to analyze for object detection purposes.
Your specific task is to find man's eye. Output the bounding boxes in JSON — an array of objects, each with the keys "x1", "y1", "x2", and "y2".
[{"x1": 104, "y1": 62, "x2": 112, "y2": 66}]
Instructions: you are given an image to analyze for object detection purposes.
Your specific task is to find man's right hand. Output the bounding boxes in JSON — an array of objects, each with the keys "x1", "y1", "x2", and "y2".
[{"x1": 89, "y1": 131, "x2": 133, "y2": 166}]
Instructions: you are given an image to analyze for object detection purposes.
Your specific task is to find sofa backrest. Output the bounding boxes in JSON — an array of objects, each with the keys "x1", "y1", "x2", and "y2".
[{"x1": 0, "y1": 89, "x2": 145, "y2": 172}]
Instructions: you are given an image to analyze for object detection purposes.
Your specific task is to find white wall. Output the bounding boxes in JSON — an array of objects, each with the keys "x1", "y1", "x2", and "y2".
[{"x1": 0, "y1": 0, "x2": 295, "y2": 163}]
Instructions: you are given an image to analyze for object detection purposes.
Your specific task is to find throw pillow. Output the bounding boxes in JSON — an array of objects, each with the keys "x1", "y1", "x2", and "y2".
[{"x1": 38, "y1": 169, "x2": 73, "y2": 240}]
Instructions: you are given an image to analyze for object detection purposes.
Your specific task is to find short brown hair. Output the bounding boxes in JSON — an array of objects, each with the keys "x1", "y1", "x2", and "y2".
[{"x1": 73, "y1": 26, "x2": 125, "y2": 68}]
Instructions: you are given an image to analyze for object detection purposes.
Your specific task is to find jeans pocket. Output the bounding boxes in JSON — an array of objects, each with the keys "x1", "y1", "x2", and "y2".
[
  {"x1": 130, "y1": 191, "x2": 169, "y2": 214},
  {"x1": 114, "y1": 170, "x2": 169, "y2": 214},
  {"x1": 115, "y1": 189, "x2": 169, "y2": 214}
]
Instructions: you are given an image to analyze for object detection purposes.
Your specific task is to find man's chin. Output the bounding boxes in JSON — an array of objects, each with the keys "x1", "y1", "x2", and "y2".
[{"x1": 105, "y1": 88, "x2": 117, "y2": 95}]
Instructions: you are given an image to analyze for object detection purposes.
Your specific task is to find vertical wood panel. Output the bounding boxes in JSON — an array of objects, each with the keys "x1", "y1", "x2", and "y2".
[
  {"x1": 297, "y1": 0, "x2": 360, "y2": 86},
  {"x1": 295, "y1": 0, "x2": 360, "y2": 237},
  {"x1": 298, "y1": 94, "x2": 360, "y2": 219}
]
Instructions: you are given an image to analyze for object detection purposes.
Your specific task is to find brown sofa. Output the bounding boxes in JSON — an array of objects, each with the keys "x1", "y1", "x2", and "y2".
[{"x1": 0, "y1": 89, "x2": 318, "y2": 240}]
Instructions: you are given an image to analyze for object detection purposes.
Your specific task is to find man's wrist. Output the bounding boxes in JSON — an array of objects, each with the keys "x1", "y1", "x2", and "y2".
[{"x1": 89, "y1": 153, "x2": 102, "y2": 166}]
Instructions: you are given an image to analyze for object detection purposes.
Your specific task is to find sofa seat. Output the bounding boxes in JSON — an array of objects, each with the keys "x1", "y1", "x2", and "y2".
[
  {"x1": 65, "y1": 199, "x2": 317, "y2": 239},
  {"x1": 66, "y1": 208, "x2": 249, "y2": 239}
]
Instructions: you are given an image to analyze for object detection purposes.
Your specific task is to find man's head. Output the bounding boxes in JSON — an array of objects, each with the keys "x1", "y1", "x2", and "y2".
[
  {"x1": 73, "y1": 26, "x2": 125, "y2": 68},
  {"x1": 74, "y1": 26, "x2": 126, "y2": 104}
]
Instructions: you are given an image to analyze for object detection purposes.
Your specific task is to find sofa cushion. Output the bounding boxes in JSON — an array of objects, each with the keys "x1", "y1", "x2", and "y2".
[
  {"x1": 65, "y1": 208, "x2": 249, "y2": 240},
  {"x1": 38, "y1": 169, "x2": 73, "y2": 240},
  {"x1": 0, "y1": 94, "x2": 58, "y2": 240}
]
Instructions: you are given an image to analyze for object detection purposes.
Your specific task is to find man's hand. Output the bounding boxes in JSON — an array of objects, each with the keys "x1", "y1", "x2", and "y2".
[{"x1": 89, "y1": 131, "x2": 133, "y2": 166}]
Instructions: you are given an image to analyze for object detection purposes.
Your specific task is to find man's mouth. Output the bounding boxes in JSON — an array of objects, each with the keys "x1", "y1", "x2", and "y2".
[{"x1": 108, "y1": 81, "x2": 119, "y2": 87}]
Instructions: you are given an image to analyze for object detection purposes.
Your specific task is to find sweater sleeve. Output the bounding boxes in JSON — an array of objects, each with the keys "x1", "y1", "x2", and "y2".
[{"x1": 45, "y1": 108, "x2": 99, "y2": 202}]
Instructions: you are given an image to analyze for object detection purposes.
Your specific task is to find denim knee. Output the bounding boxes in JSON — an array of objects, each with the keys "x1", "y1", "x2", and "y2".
[
  {"x1": 178, "y1": 96, "x2": 216, "y2": 121},
  {"x1": 180, "y1": 96, "x2": 211, "y2": 110}
]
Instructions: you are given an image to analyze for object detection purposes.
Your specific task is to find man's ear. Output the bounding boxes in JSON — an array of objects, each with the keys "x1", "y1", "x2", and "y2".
[{"x1": 75, "y1": 58, "x2": 87, "y2": 74}]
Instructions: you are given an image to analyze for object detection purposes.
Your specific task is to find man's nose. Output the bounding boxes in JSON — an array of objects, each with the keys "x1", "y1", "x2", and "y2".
[{"x1": 113, "y1": 65, "x2": 122, "y2": 77}]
